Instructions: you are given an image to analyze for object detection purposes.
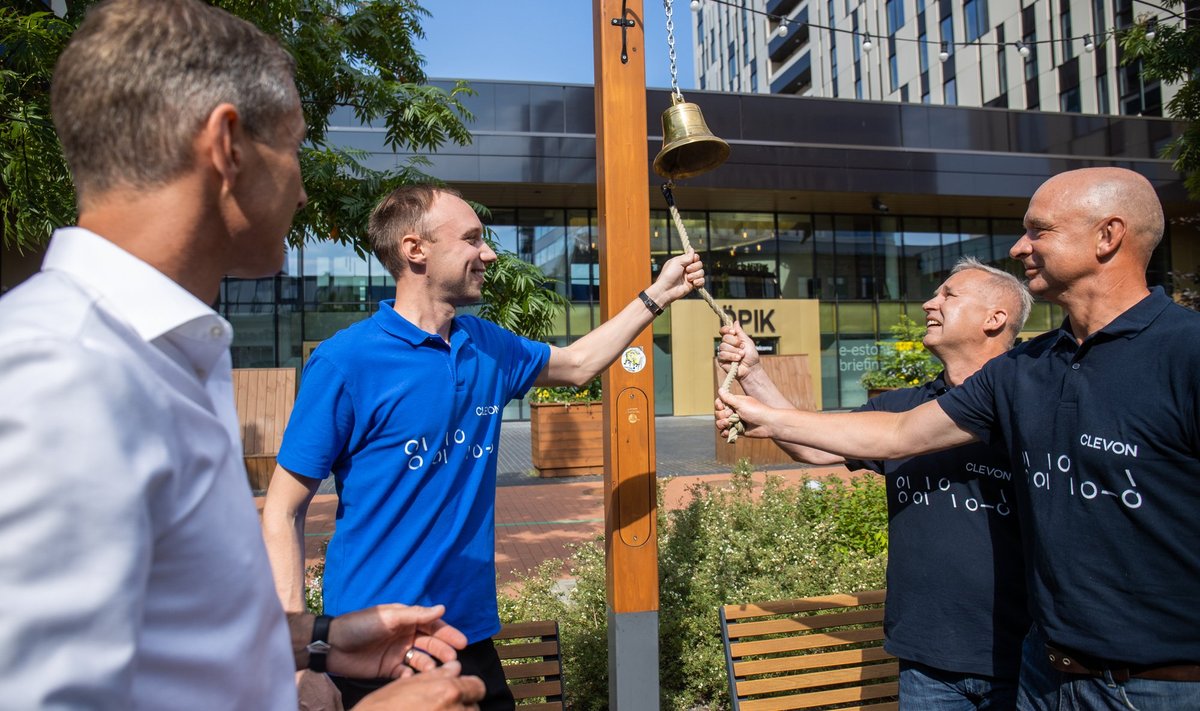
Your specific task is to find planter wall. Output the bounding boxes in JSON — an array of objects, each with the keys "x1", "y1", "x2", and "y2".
[{"x1": 529, "y1": 402, "x2": 605, "y2": 477}]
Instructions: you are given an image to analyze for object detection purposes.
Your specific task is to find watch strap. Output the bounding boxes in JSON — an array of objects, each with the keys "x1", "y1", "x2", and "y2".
[
  {"x1": 306, "y1": 614, "x2": 334, "y2": 673},
  {"x1": 638, "y1": 290, "x2": 664, "y2": 317}
]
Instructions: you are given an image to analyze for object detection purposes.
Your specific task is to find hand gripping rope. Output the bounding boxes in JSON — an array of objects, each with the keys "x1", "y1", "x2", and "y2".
[{"x1": 661, "y1": 182, "x2": 745, "y2": 443}]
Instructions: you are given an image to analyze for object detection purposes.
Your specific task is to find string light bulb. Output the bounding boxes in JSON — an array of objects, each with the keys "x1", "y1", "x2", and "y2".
[
  {"x1": 938, "y1": 41, "x2": 949, "y2": 62},
  {"x1": 1083, "y1": 34, "x2": 1095, "y2": 52},
  {"x1": 690, "y1": 0, "x2": 701, "y2": 11},
  {"x1": 862, "y1": 34, "x2": 873, "y2": 52},
  {"x1": 777, "y1": 23, "x2": 788, "y2": 37},
  {"x1": 1145, "y1": 18, "x2": 1158, "y2": 40},
  {"x1": 1015, "y1": 41, "x2": 1031, "y2": 59}
]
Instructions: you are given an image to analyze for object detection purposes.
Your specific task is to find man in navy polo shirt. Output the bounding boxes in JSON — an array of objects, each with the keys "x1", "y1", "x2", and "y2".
[
  {"x1": 263, "y1": 184, "x2": 705, "y2": 710},
  {"x1": 716, "y1": 167, "x2": 1200, "y2": 710},
  {"x1": 718, "y1": 257, "x2": 1034, "y2": 709}
]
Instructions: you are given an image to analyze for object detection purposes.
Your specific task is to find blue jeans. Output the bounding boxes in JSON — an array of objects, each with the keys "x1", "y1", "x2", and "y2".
[
  {"x1": 1018, "y1": 626, "x2": 1200, "y2": 711},
  {"x1": 900, "y1": 659, "x2": 1019, "y2": 710}
]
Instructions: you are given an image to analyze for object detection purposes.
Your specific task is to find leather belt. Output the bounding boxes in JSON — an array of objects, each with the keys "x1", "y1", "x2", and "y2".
[{"x1": 1044, "y1": 643, "x2": 1200, "y2": 683}]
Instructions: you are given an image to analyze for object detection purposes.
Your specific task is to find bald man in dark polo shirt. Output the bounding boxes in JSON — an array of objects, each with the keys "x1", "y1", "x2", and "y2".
[
  {"x1": 719, "y1": 257, "x2": 1034, "y2": 710},
  {"x1": 717, "y1": 167, "x2": 1200, "y2": 710}
]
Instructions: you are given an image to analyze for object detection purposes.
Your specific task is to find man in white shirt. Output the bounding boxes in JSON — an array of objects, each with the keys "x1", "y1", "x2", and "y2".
[{"x1": 0, "y1": 1, "x2": 483, "y2": 708}]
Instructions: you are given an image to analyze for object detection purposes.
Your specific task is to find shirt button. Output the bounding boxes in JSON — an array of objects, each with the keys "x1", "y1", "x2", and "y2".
[
  {"x1": 1071, "y1": 363, "x2": 1080, "y2": 370},
  {"x1": 210, "y1": 326, "x2": 224, "y2": 339}
]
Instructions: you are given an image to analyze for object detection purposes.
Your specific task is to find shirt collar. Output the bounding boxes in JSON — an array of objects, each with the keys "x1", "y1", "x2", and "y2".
[
  {"x1": 41, "y1": 227, "x2": 232, "y2": 377},
  {"x1": 1054, "y1": 287, "x2": 1170, "y2": 348},
  {"x1": 373, "y1": 299, "x2": 465, "y2": 348},
  {"x1": 41, "y1": 227, "x2": 223, "y2": 342}
]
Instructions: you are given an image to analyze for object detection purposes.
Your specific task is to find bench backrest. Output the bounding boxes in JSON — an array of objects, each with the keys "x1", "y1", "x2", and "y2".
[
  {"x1": 232, "y1": 367, "x2": 296, "y2": 490},
  {"x1": 720, "y1": 589, "x2": 897, "y2": 711},
  {"x1": 495, "y1": 620, "x2": 565, "y2": 710}
]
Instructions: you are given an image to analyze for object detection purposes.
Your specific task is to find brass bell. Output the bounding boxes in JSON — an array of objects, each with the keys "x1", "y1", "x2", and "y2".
[{"x1": 653, "y1": 95, "x2": 730, "y2": 180}]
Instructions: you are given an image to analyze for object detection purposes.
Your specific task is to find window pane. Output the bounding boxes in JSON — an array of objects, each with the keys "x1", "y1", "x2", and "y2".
[
  {"x1": 566, "y1": 209, "x2": 596, "y2": 304},
  {"x1": 779, "y1": 213, "x2": 815, "y2": 298},
  {"x1": 708, "y1": 212, "x2": 778, "y2": 298},
  {"x1": 835, "y1": 215, "x2": 875, "y2": 300},
  {"x1": 518, "y1": 209, "x2": 567, "y2": 300},
  {"x1": 901, "y1": 217, "x2": 941, "y2": 300}
]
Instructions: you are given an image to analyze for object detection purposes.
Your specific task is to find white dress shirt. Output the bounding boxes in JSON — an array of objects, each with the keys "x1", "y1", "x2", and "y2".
[{"x1": 0, "y1": 228, "x2": 296, "y2": 709}]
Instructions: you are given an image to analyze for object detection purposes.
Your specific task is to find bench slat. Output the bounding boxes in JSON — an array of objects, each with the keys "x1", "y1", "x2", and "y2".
[
  {"x1": 737, "y1": 661, "x2": 900, "y2": 695},
  {"x1": 503, "y1": 661, "x2": 562, "y2": 680},
  {"x1": 730, "y1": 626, "x2": 886, "y2": 657},
  {"x1": 496, "y1": 620, "x2": 559, "y2": 639},
  {"x1": 734, "y1": 645, "x2": 895, "y2": 676},
  {"x1": 727, "y1": 607, "x2": 885, "y2": 638},
  {"x1": 739, "y1": 680, "x2": 899, "y2": 711},
  {"x1": 723, "y1": 590, "x2": 887, "y2": 620},
  {"x1": 508, "y1": 679, "x2": 563, "y2": 700},
  {"x1": 497, "y1": 640, "x2": 560, "y2": 660}
]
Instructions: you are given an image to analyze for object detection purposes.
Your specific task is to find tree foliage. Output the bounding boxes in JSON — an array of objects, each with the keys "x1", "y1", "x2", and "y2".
[
  {"x1": 1122, "y1": 4, "x2": 1200, "y2": 197},
  {"x1": 2, "y1": 0, "x2": 475, "y2": 257},
  {"x1": 2, "y1": 1, "x2": 566, "y2": 340},
  {"x1": 1, "y1": 6, "x2": 76, "y2": 252}
]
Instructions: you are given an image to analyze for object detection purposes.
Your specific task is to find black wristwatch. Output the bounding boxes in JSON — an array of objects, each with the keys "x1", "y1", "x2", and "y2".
[
  {"x1": 307, "y1": 614, "x2": 334, "y2": 673},
  {"x1": 638, "y1": 290, "x2": 664, "y2": 317}
]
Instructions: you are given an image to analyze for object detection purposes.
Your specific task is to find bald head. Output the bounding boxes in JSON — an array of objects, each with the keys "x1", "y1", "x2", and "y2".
[{"x1": 1039, "y1": 167, "x2": 1165, "y2": 263}]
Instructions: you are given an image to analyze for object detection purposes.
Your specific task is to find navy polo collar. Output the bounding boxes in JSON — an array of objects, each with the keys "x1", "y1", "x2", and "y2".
[
  {"x1": 372, "y1": 299, "x2": 465, "y2": 348},
  {"x1": 925, "y1": 372, "x2": 951, "y2": 398},
  {"x1": 1052, "y1": 286, "x2": 1171, "y2": 349}
]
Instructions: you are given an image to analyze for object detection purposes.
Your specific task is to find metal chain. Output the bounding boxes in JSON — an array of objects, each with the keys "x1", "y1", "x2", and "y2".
[{"x1": 664, "y1": 0, "x2": 683, "y2": 100}]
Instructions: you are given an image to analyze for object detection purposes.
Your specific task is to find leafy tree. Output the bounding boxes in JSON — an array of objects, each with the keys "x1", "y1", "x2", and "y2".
[
  {"x1": 2, "y1": 0, "x2": 474, "y2": 255},
  {"x1": 2, "y1": 1, "x2": 566, "y2": 339},
  {"x1": 1122, "y1": 4, "x2": 1200, "y2": 197}
]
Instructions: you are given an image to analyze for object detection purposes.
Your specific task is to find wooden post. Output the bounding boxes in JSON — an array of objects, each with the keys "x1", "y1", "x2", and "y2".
[{"x1": 594, "y1": 0, "x2": 660, "y2": 706}]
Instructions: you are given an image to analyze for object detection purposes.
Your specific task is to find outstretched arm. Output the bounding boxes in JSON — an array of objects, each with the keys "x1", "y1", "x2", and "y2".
[
  {"x1": 536, "y1": 250, "x2": 705, "y2": 386},
  {"x1": 715, "y1": 390, "x2": 977, "y2": 461},
  {"x1": 716, "y1": 322, "x2": 846, "y2": 465}
]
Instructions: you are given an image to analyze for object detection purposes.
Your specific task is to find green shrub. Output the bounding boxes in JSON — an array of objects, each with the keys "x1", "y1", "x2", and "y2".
[
  {"x1": 860, "y1": 314, "x2": 941, "y2": 390},
  {"x1": 499, "y1": 461, "x2": 888, "y2": 710}
]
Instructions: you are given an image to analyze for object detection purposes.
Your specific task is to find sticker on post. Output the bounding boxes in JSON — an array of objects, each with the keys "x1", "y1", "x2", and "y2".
[{"x1": 620, "y1": 346, "x2": 646, "y2": 373}]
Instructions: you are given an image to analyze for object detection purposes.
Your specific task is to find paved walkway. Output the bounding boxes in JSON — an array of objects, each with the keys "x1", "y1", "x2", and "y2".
[{"x1": 257, "y1": 415, "x2": 851, "y2": 587}]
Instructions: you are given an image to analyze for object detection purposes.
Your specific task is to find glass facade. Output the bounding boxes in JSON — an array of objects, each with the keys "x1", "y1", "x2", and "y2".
[{"x1": 221, "y1": 208, "x2": 1165, "y2": 414}]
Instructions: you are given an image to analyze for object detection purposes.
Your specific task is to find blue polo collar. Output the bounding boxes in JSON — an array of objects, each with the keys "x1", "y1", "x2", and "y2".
[
  {"x1": 372, "y1": 299, "x2": 465, "y2": 349},
  {"x1": 1052, "y1": 286, "x2": 1171, "y2": 350}
]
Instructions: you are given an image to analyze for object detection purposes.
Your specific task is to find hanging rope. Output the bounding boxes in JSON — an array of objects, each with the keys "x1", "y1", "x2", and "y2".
[{"x1": 661, "y1": 182, "x2": 745, "y2": 443}]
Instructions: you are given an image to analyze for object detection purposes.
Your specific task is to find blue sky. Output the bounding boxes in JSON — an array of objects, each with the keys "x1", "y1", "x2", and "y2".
[{"x1": 415, "y1": 0, "x2": 696, "y2": 90}]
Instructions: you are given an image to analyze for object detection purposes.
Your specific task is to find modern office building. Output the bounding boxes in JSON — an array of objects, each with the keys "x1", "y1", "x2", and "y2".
[
  {"x1": 200, "y1": 80, "x2": 1191, "y2": 419},
  {"x1": 693, "y1": 0, "x2": 1182, "y2": 114}
]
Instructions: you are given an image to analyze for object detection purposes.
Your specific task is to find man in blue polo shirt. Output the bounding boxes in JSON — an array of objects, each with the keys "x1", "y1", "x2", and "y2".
[
  {"x1": 263, "y1": 184, "x2": 705, "y2": 709},
  {"x1": 718, "y1": 257, "x2": 1034, "y2": 709},
  {"x1": 716, "y1": 167, "x2": 1200, "y2": 710}
]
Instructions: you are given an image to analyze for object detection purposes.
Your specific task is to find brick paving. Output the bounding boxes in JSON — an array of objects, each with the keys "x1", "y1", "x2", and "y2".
[{"x1": 258, "y1": 416, "x2": 853, "y2": 588}]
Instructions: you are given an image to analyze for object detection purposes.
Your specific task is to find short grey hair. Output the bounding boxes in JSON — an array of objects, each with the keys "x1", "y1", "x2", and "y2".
[
  {"x1": 52, "y1": 0, "x2": 298, "y2": 203},
  {"x1": 951, "y1": 257, "x2": 1034, "y2": 343}
]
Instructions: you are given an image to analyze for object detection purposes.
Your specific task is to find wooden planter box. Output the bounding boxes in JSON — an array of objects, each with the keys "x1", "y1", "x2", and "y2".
[{"x1": 529, "y1": 402, "x2": 605, "y2": 478}]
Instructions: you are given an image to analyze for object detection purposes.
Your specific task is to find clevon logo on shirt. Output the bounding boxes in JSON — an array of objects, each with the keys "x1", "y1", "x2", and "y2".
[{"x1": 474, "y1": 404, "x2": 501, "y2": 416}]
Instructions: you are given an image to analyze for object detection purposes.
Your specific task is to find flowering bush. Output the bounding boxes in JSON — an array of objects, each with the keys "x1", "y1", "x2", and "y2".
[
  {"x1": 528, "y1": 376, "x2": 602, "y2": 404},
  {"x1": 860, "y1": 314, "x2": 941, "y2": 390}
]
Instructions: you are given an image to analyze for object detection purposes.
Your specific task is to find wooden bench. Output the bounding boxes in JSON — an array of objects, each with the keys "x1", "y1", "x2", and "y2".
[
  {"x1": 720, "y1": 589, "x2": 897, "y2": 711},
  {"x1": 495, "y1": 620, "x2": 565, "y2": 710},
  {"x1": 232, "y1": 367, "x2": 297, "y2": 491}
]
